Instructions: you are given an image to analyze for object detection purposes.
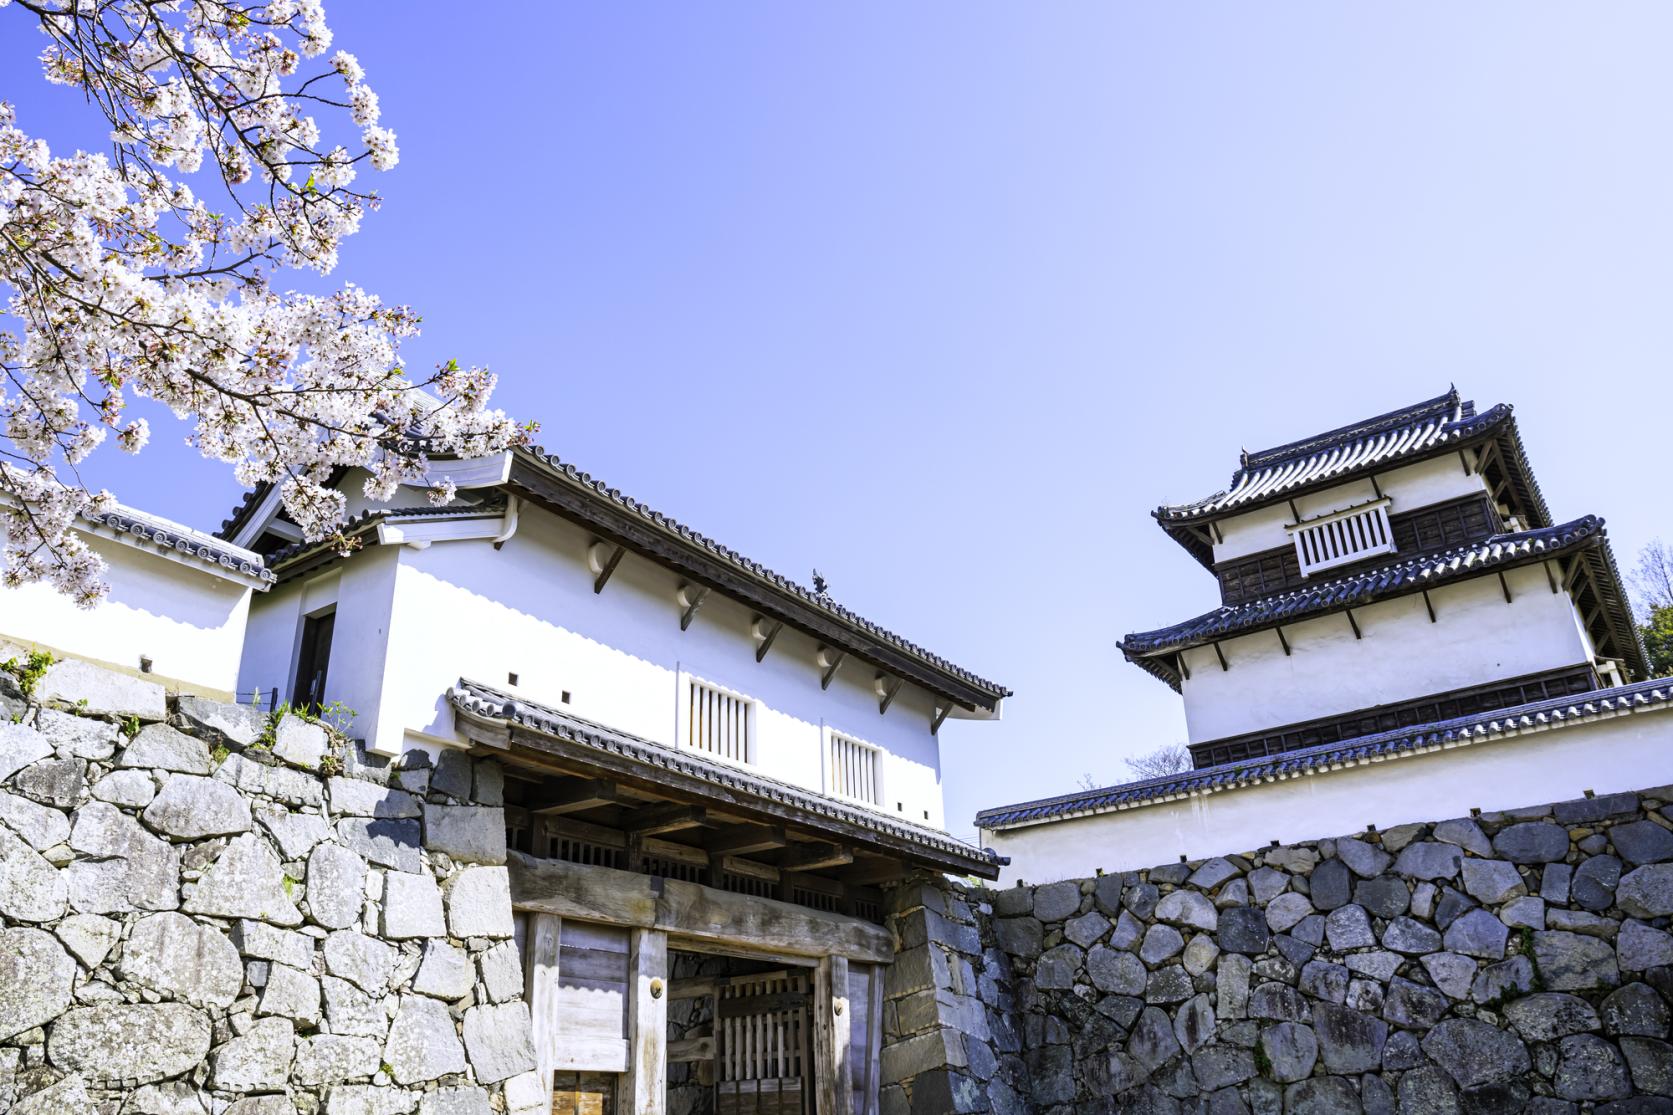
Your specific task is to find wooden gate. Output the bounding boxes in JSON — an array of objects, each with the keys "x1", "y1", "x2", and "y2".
[{"x1": 715, "y1": 970, "x2": 811, "y2": 1114}]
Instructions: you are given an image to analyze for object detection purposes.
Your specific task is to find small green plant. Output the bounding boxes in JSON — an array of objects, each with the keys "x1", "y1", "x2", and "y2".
[
  {"x1": 210, "y1": 743, "x2": 230, "y2": 765},
  {"x1": 120, "y1": 715, "x2": 141, "y2": 740},
  {"x1": 74, "y1": 697, "x2": 89, "y2": 711},
  {"x1": 1, "y1": 650, "x2": 54, "y2": 698},
  {"x1": 1253, "y1": 1042, "x2": 1273, "y2": 1078}
]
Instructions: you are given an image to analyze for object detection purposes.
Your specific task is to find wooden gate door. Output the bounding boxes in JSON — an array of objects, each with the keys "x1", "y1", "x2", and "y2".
[
  {"x1": 715, "y1": 970, "x2": 812, "y2": 1115},
  {"x1": 549, "y1": 1071, "x2": 615, "y2": 1114}
]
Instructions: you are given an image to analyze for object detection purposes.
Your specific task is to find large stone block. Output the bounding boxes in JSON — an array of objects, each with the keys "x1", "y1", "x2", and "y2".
[
  {"x1": 0, "y1": 927, "x2": 74, "y2": 1040},
  {"x1": 183, "y1": 832, "x2": 302, "y2": 925},
  {"x1": 0, "y1": 822, "x2": 66, "y2": 923},
  {"x1": 307, "y1": 843, "x2": 368, "y2": 930},
  {"x1": 141, "y1": 774, "x2": 252, "y2": 839},
  {"x1": 37, "y1": 658, "x2": 166, "y2": 719},
  {"x1": 382, "y1": 872, "x2": 446, "y2": 939},
  {"x1": 444, "y1": 865, "x2": 514, "y2": 938},
  {"x1": 421, "y1": 805, "x2": 505, "y2": 865},
  {"x1": 337, "y1": 817, "x2": 422, "y2": 873},
  {"x1": 462, "y1": 1002, "x2": 537, "y2": 1083},
  {"x1": 212, "y1": 1016, "x2": 296, "y2": 1093},
  {"x1": 119, "y1": 911, "x2": 243, "y2": 1008},
  {"x1": 48, "y1": 1003, "x2": 211, "y2": 1084}
]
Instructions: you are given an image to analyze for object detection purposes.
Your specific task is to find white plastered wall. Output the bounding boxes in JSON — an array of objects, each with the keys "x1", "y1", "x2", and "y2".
[
  {"x1": 982, "y1": 707, "x2": 1673, "y2": 885},
  {"x1": 1, "y1": 536, "x2": 254, "y2": 696},
  {"x1": 1179, "y1": 564, "x2": 1592, "y2": 743}
]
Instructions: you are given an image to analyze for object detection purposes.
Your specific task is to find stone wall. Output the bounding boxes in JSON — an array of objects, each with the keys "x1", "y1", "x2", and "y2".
[
  {"x1": 0, "y1": 654, "x2": 542, "y2": 1114},
  {"x1": 971, "y1": 785, "x2": 1673, "y2": 1113}
]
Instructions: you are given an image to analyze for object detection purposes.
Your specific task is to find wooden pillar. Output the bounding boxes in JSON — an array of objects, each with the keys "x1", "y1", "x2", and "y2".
[
  {"x1": 815, "y1": 955, "x2": 854, "y2": 1115},
  {"x1": 523, "y1": 913, "x2": 562, "y2": 1105},
  {"x1": 619, "y1": 928, "x2": 667, "y2": 1115}
]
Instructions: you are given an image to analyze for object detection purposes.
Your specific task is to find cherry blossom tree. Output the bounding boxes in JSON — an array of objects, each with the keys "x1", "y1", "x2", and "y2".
[{"x1": 0, "y1": 0, "x2": 532, "y2": 604}]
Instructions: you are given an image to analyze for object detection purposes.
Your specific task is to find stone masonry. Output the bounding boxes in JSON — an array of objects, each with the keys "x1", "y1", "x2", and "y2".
[
  {"x1": 0, "y1": 655, "x2": 542, "y2": 1114},
  {"x1": 886, "y1": 785, "x2": 1673, "y2": 1113}
]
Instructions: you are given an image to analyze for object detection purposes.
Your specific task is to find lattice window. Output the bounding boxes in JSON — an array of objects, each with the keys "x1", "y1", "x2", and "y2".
[
  {"x1": 686, "y1": 678, "x2": 753, "y2": 764},
  {"x1": 1289, "y1": 500, "x2": 1395, "y2": 577},
  {"x1": 827, "y1": 733, "x2": 882, "y2": 805}
]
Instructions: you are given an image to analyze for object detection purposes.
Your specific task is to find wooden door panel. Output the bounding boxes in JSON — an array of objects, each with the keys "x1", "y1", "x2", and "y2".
[{"x1": 550, "y1": 1071, "x2": 614, "y2": 1115}]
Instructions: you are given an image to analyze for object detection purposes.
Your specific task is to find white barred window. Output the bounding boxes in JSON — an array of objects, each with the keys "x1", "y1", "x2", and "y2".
[
  {"x1": 686, "y1": 678, "x2": 753, "y2": 764},
  {"x1": 1289, "y1": 499, "x2": 1396, "y2": 577},
  {"x1": 828, "y1": 732, "x2": 882, "y2": 805}
]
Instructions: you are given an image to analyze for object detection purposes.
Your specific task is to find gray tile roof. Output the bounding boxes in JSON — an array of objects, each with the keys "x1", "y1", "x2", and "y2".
[
  {"x1": 261, "y1": 499, "x2": 509, "y2": 574},
  {"x1": 448, "y1": 678, "x2": 1003, "y2": 874},
  {"x1": 86, "y1": 504, "x2": 273, "y2": 586},
  {"x1": 1121, "y1": 516, "x2": 1623, "y2": 688},
  {"x1": 975, "y1": 675, "x2": 1673, "y2": 830}
]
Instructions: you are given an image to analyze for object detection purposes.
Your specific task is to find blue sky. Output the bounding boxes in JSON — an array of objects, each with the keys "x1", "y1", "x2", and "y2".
[{"x1": 6, "y1": 4, "x2": 1673, "y2": 840}]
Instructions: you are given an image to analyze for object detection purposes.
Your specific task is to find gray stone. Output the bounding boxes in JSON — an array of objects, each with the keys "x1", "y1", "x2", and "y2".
[
  {"x1": 231, "y1": 919, "x2": 315, "y2": 969},
  {"x1": 174, "y1": 695, "x2": 264, "y2": 749},
  {"x1": 183, "y1": 832, "x2": 303, "y2": 924},
  {"x1": 38, "y1": 658, "x2": 166, "y2": 718},
  {"x1": 1292, "y1": 913, "x2": 1325, "y2": 946},
  {"x1": 0, "y1": 927, "x2": 74, "y2": 1039},
  {"x1": 1460, "y1": 858, "x2": 1526, "y2": 904},
  {"x1": 1422, "y1": 1017, "x2": 1530, "y2": 1089},
  {"x1": 1602, "y1": 982, "x2": 1671, "y2": 1038},
  {"x1": 1543, "y1": 862, "x2": 1574, "y2": 904},
  {"x1": 1421, "y1": 952, "x2": 1478, "y2": 1000},
  {"x1": 1247, "y1": 866, "x2": 1288, "y2": 903},
  {"x1": 0, "y1": 789, "x2": 68, "y2": 850},
  {"x1": 1382, "y1": 1029, "x2": 1424, "y2": 1071},
  {"x1": 1218, "y1": 905, "x2": 1269, "y2": 955},
  {"x1": 1621, "y1": 864, "x2": 1673, "y2": 918},
  {"x1": 1470, "y1": 955, "x2": 1535, "y2": 1004},
  {"x1": 431, "y1": 749, "x2": 472, "y2": 799},
  {"x1": 10, "y1": 755, "x2": 86, "y2": 808},
  {"x1": 1346, "y1": 979, "x2": 1384, "y2": 1014},
  {"x1": 0, "y1": 723, "x2": 52, "y2": 782},
  {"x1": 1621, "y1": 920, "x2": 1673, "y2": 971},
  {"x1": 1183, "y1": 933, "x2": 1221, "y2": 976},
  {"x1": 1219, "y1": 953, "x2": 1251, "y2": 1019},
  {"x1": 422, "y1": 804, "x2": 505, "y2": 865},
  {"x1": 1501, "y1": 895, "x2": 1546, "y2": 929},
  {"x1": 1274, "y1": 931, "x2": 1314, "y2": 970},
  {"x1": 1395, "y1": 841, "x2": 1462, "y2": 880},
  {"x1": 322, "y1": 1085, "x2": 421, "y2": 1114},
  {"x1": 1335, "y1": 837, "x2": 1393, "y2": 878},
  {"x1": 1345, "y1": 951, "x2": 1400, "y2": 982},
  {"x1": 445, "y1": 865, "x2": 514, "y2": 937},
  {"x1": 1034, "y1": 942, "x2": 1083, "y2": 988},
  {"x1": 1191, "y1": 1044, "x2": 1255, "y2": 1091},
  {"x1": 1382, "y1": 977, "x2": 1449, "y2": 1029},
  {"x1": 1031, "y1": 880, "x2": 1081, "y2": 922},
  {"x1": 1434, "y1": 887, "x2": 1476, "y2": 929},
  {"x1": 1443, "y1": 908, "x2": 1509, "y2": 959},
  {"x1": 1554, "y1": 1033, "x2": 1632, "y2": 1101},
  {"x1": 325, "y1": 930, "x2": 397, "y2": 994},
  {"x1": 0, "y1": 822, "x2": 65, "y2": 922},
  {"x1": 1619, "y1": 1036, "x2": 1673, "y2": 1097},
  {"x1": 382, "y1": 871, "x2": 446, "y2": 938},
  {"x1": 337, "y1": 817, "x2": 422, "y2": 873},
  {"x1": 330, "y1": 776, "x2": 421, "y2": 818},
  {"x1": 48, "y1": 1002, "x2": 210, "y2": 1083},
  {"x1": 462, "y1": 1001, "x2": 537, "y2": 1083},
  {"x1": 1173, "y1": 992, "x2": 1215, "y2": 1052},
  {"x1": 1611, "y1": 820, "x2": 1673, "y2": 865},
  {"x1": 1089, "y1": 946, "x2": 1146, "y2": 995},
  {"x1": 384, "y1": 994, "x2": 468, "y2": 1084},
  {"x1": 1140, "y1": 923, "x2": 1185, "y2": 965},
  {"x1": 212, "y1": 1016, "x2": 295, "y2": 1092},
  {"x1": 1575, "y1": 854, "x2": 1624, "y2": 910},
  {"x1": 273, "y1": 715, "x2": 329, "y2": 770},
  {"x1": 307, "y1": 842, "x2": 367, "y2": 930},
  {"x1": 216, "y1": 752, "x2": 324, "y2": 807},
  {"x1": 1312, "y1": 1002, "x2": 1386, "y2": 1073},
  {"x1": 1150, "y1": 862, "x2": 1191, "y2": 886},
  {"x1": 1299, "y1": 959, "x2": 1348, "y2": 1004},
  {"x1": 993, "y1": 916, "x2": 1041, "y2": 957},
  {"x1": 1189, "y1": 857, "x2": 1242, "y2": 891},
  {"x1": 1063, "y1": 910, "x2": 1109, "y2": 947},
  {"x1": 260, "y1": 961, "x2": 322, "y2": 1025},
  {"x1": 479, "y1": 939, "x2": 524, "y2": 1003},
  {"x1": 473, "y1": 760, "x2": 504, "y2": 806},
  {"x1": 1325, "y1": 904, "x2": 1376, "y2": 950},
  {"x1": 1383, "y1": 915, "x2": 1442, "y2": 954},
  {"x1": 1265, "y1": 846, "x2": 1319, "y2": 873},
  {"x1": 1125, "y1": 882, "x2": 1160, "y2": 919},
  {"x1": 1309, "y1": 858, "x2": 1352, "y2": 911},
  {"x1": 1145, "y1": 964, "x2": 1194, "y2": 1004},
  {"x1": 1249, "y1": 982, "x2": 1310, "y2": 1022},
  {"x1": 124, "y1": 1081, "x2": 210, "y2": 1114},
  {"x1": 53, "y1": 912, "x2": 118, "y2": 968},
  {"x1": 1434, "y1": 818, "x2": 1494, "y2": 856},
  {"x1": 1283, "y1": 1077, "x2": 1357, "y2": 1114},
  {"x1": 1549, "y1": 908, "x2": 1616, "y2": 936},
  {"x1": 1258, "y1": 1021, "x2": 1316, "y2": 1082},
  {"x1": 1556, "y1": 791, "x2": 1641, "y2": 823},
  {"x1": 1537, "y1": 930, "x2": 1623, "y2": 990},
  {"x1": 1127, "y1": 1005, "x2": 1181, "y2": 1074},
  {"x1": 1265, "y1": 891, "x2": 1313, "y2": 932},
  {"x1": 323, "y1": 975, "x2": 388, "y2": 1038},
  {"x1": 419, "y1": 1088, "x2": 492, "y2": 1115},
  {"x1": 141, "y1": 774, "x2": 252, "y2": 838},
  {"x1": 90, "y1": 768, "x2": 155, "y2": 808},
  {"x1": 256, "y1": 805, "x2": 331, "y2": 860},
  {"x1": 1504, "y1": 993, "x2": 1604, "y2": 1040},
  {"x1": 293, "y1": 1033, "x2": 382, "y2": 1086},
  {"x1": 65, "y1": 801, "x2": 176, "y2": 911},
  {"x1": 119, "y1": 722, "x2": 211, "y2": 773},
  {"x1": 1494, "y1": 821, "x2": 1571, "y2": 863},
  {"x1": 11, "y1": 1076, "x2": 92, "y2": 1114},
  {"x1": 120, "y1": 911, "x2": 243, "y2": 1007},
  {"x1": 1092, "y1": 873, "x2": 1125, "y2": 914},
  {"x1": 1109, "y1": 908, "x2": 1144, "y2": 951},
  {"x1": 1156, "y1": 888, "x2": 1217, "y2": 930},
  {"x1": 413, "y1": 939, "x2": 475, "y2": 999}
]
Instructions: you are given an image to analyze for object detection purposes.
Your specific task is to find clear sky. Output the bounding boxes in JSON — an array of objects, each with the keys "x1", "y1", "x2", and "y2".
[{"x1": 6, "y1": 4, "x2": 1673, "y2": 843}]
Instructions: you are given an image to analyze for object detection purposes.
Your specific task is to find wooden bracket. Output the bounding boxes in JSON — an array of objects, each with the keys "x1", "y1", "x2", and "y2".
[
  {"x1": 877, "y1": 674, "x2": 904, "y2": 716},
  {"x1": 1287, "y1": 498, "x2": 1302, "y2": 523},
  {"x1": 1422, "y1": 590, "x2": 1437, "y2": 623},
  {"x1": 1345, "y1": 608, "x2": 1362, "y2": 640},
  {"x1": 753, "y1": 617, "x2": 785, "y2": 663},
  {"x1": 1178, "y1": 652, "x2": 1191, "y2": 681},
  {"x1": 529, "y1": 778, "x2": 629, "y2": 816},
  {"x1": 1275, "y1": 626, "x2": 1291, "y2": 657},
  {"x1": 819, "y1": 648, "x2": 846, "y2": 691},
  {"x1": 1545, "y1": 560, "x2": 1560, "y2": 594},
  {"x1": 591, "y1": 542, "x2": 626, "y2": 594},
  {"x1": 931, "y1": 702, "x2": 955, "y2": 736},
  {"x1": 1459, "y1": 448, "x2": 1472, "y2": 475},
  {"x1": 1369, "y1": 474, "x2": 1384, "y2": 501},
  {"x1": 678, "y1": 583, "x2": 710, "y2": 631},
  {"x1": 628, "y1": 803, "x2": 708, "y2": 836},
  {"x1": 1208, "y1": 521, "x2": 1224, "y2": 545},
  {"x1": 706, "y1": 824, "x2": 787, "y2": 857},
  {"x1": 1497, "y1": 570, "x2": 1513, "y2": 603},
  {"x1": 784, "y1": 843, "x2": 855, "y2": 872},
  {"x1": 1212, "y1": 642, "x2": 1229, "y2": 671}
]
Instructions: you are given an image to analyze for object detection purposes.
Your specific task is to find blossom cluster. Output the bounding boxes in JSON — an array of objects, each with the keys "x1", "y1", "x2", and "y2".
[{"x1": 0, "y1": 0, "x2": 529, "y2": 603}]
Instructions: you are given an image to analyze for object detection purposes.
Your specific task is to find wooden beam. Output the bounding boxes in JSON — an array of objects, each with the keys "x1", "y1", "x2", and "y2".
[
  {"x1": 815, "y1": 956, "x2": 855, "y2": 1115},
  {"x1": 668, "y1": 1035, "x2": 715, "y2": 1063},
  {"x1": 524, "y1": 912, "x2": 562, "y2": 1106},
  {"x1": 706, "y1": 824, "x2": 788, "y2": 857},
  {"x1": 877, "y1": 674, "x2": 904, "y2": 716},
  {"x1": 1459, "y1": 448, "x2": 1471, "y2": 475},
  {"x1": 820, "y1": 649, "x2": 846, "y2": 691},
  {"x1": 1209, "y1": 520, "x2": 1224, "y2": 545},
  {"x1": 620, "y1": 928, "x2": 667, "y2": 1115},
  {"x1": 592, "y1": 543, "x2": 626, "y2": 594},
  {"x1": 930, "y1": 702, "x2": 955, "y2": 736},
  {"x1": 1497, "y1": 570, "x2": 1513, "y2": 603},
  {"x1": 1213, "y1": 642, "x2": 1229, "y2": 671},
  {"x1": 1344, "y1": 608, "x2": 1362, "y2": 640},
  {"x1": 1177, "y1": 652, "x2": 1191, "y2": 681},
  {"x1": 678, "y1": 583, "x2": 710, "y2": 631},
  {"x1": 863, "y1": 965, "x2": 885, "y2": 1115},
  {"x1": 627, "y1": 803, "x2": 707, "y2": 837},
  {"x1": 669, "y1": 977, "x2": 715, "y2": 1001},
  {"x1": 754, "y1": 618, "x2": 785, "y2": 663},
  {"x1": 510, "y1": 853, "x2": 895, "y2": 964},
  {"x1": 841, "y1": 859, "x2": 907, "y2": 887},
  {"x1": 1275, "y1": 626, "x2": 1291, "y2": 657},
  {"x1": 1369, "y1": 474, "x2": 1384, "y2": 501},
  {"x1": 1422, "y1": 590, "x2": 1437, "y2": 623},
  {"x1": 783, "y1": 843, "x2": 854, "y2": 872},
  {"x1": 530, "y1": 778, "x2": 630, "y2": 815},
  {"x1": 1545, "y1": 560, "x2": 1560, "y2": 594},
  {"x1": 714, "y1": 855, "x2": 779, "y2": 883},
  {"x1": 1286, "y1": 498, "x2": 1302, "y2": 523}
]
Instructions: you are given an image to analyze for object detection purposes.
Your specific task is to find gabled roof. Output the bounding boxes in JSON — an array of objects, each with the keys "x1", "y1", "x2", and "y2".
[
  {"x1": 216, "y1": 448, "x2": 1010, "y2": 713},
  {"x1": 1120, "y1": 516, "x2": 1648, "y2": 689},
  {"x1": 449, "y1": 678, "x2": 1002, "y2": 878},
  {"x1": 975, "y1": 675, "x2": 1673, "y2": 830},
  {"x1": 1154, "y1": 389, "x2": 1551, "y2": 568}
]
